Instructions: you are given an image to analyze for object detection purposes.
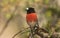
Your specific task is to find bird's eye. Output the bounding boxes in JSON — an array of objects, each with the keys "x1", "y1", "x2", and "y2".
[{"x1": 26, "y1": 8, "x2": 29, "y2": 10}]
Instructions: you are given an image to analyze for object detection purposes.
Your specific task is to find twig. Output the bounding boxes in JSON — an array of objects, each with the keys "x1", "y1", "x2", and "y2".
[
  {"x1": 37, "y1": 27, "x2": 49, "y2": 38},
  {"x1": 0, "y1": 14, "x2": 14, "y2": 36},
  {"x1": 0, "y1": 4, "x2": 18, "y2": 36},
  {"x1": 12, "y1": 27, "x2": 29, "y2": 38}
]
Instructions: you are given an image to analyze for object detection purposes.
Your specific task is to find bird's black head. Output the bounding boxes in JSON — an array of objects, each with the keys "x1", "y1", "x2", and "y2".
[{"x1": 26, "y1": 7, "x2": 35, "y2": 14}]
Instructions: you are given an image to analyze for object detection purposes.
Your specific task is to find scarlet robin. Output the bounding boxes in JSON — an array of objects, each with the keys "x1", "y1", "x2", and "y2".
[{"x1": 26, "y1": 7, "x2": 39, "y2": 38}]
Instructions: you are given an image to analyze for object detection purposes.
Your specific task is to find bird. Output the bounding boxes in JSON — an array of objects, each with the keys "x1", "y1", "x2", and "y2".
[{"x1": 26, "y1": 7, "x2": 39, "y2": 38}]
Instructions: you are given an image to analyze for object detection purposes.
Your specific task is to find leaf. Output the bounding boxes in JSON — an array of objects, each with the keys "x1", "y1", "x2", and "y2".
[
  {"x1": 5, "y1": 13, "x2": 11, "y2": 19},
  {"x1": 45, "y1": 10, "x2": 52, "y2": 18},
  {"x1": 44, "y1": 0, "x2": 49, "y2": 4}
]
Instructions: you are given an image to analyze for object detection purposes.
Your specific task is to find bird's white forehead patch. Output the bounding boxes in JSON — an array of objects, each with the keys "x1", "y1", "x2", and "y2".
[{"x1": 26, "y1": 8, "x2": 29, "y2": 10}]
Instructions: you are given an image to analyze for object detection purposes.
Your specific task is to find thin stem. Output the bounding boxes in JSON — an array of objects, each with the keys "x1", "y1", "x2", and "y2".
[
  {"x1": 12, "y1": 27, "x2": 29, "y2": 38},
  {"x1": 0, "y1": 4, "x2": 18, "y2": 36}
]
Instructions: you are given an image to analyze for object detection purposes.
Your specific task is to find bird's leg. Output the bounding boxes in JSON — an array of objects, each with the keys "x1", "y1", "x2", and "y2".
[
  {"x1": 30, "y1": 30, "x2": 35, "y2": 38},
  {"x1": 29, "y1": 26, "x2": 35, "y2": 38}
]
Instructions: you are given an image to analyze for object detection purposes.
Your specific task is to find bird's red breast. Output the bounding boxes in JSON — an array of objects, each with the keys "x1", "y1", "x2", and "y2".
[{"x1": 26, "y1": 13, "x2": 37, "y2": 22}]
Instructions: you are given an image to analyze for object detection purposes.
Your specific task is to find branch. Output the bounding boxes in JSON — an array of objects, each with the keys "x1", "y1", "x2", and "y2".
[
  {"x1": 12, "y1": 27, "x2": 29, "y2": 38},
  {"x1": 36, "y1": 27, "x2": 49, "y2": 38},
  {"x1": 0, "y1": 4, "x2": 18, "y2": 36}
]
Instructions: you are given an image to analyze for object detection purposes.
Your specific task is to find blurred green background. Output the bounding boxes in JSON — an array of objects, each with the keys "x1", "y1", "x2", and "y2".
[{"x1": 0, "y1": 0, "x2": 60, "y2": 38}]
